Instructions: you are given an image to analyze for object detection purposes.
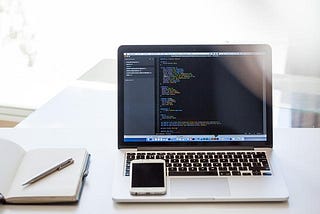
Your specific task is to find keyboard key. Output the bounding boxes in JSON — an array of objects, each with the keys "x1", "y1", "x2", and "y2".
[
  {"x1": 219, "y1": 171, "x2": 231, "y2": 176},
  {"x1": 156, "y1": 155, "x2": 164, "y2": 159},
  {"x1": 233, "y1": 154, "x2": 242, "y2": 158},
  {"x1": 232, "y1": 171, "x2": 241, "y2": 176},
  {"x1": 261, "y1": 166, "x2": 270, "y2": 170},
  {"x1": 249, "y1": 166, "x2": 268, "y2": 171},
  {"x1": 229, "y1": 167, "x2": 238, "y2": 171},
  {"x1": 166, "y1": 155, "x2": 174, "y2": 159},
  {"x1": 217, "y1": 152, "x2": 225, "y2": 155},
  {"x1": 252, "y1": 162, "x2": 262, "y2": 167},
  {"x1": 253, "y1": 171, "x2": 261, "y2": 176},
  {"x1": 219, "y1": 167, "x2": 228, "y2": 171},
  {"x1": 224, "y1": 154, "x2": 233, "y2": 158},
  {"x1": 179, "y1": 167, "x2": 188, "y2": 171},
  {"x1": 202, "y1": 154, "x2": 209, "y2": 159},
  {"x1": 193, "y1": 163, "x2": 201, "y2": 167},
  {"x1": 183, "y1": 163, "x2": 192, "y2": 167},
  {"x1": 208, "y1": 167, "x2": 218, "y2": 171},
  {"x1": 168, "y1": 167, "x2": 177, "y2": 172},
  {"x1": 249, "y1": 158, "x2": 258, "y2": 162},
  {"x1": 126, "y1": 155, "x2": 135, "y2": 160},
  {"x1": 199, "y1": 167, "x2": 208, "y2": 171},
  {"x1": 253, "y1": 153, "x2": 266, "y2": 158},
  {"x1": 195, "y1": 154, "x2": 203, "y2": 158},
  {"x1": 260, "y1": 158, "x2": 268, "y2": 162},
  {"x1": 189, "y1": 167, "x2": 198, "y2": 172},
  {"x1": 242, "y1": 172, "x2": 252, "y2": 176},
  {"x1": 136, "y1": 156, "x2": 145, "y2": 159},
  {"x1": 262, "y1": 172, "x2": 272, "y2": 176},
  {"x1": 173, "y1": 163, "x2": 182, "y2": 167},
  {"x1": 239, "y1": 166, "x2": 248, "y2": 171},
  {"x1": 185, "y1": 155, "x2": 194, "y2": 159},
  {"x1": 169, "y1": 171, "x2": 218, "y2": 176},
  {"x1": 209, "y1": 159, "x2": 218, "y2": 163}
]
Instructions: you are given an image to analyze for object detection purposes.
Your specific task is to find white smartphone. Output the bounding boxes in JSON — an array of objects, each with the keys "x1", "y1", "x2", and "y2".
[{"x1": 129, "y1": 159, "x2": 167, "y2": 196}]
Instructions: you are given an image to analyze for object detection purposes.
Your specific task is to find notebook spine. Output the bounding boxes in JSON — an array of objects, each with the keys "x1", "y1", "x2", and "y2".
[{"x1": 0, "y1": 193, "x2": 5, "y2": 204}]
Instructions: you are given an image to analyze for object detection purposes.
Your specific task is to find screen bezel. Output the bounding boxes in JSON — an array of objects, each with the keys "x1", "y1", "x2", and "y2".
[{"x1": 118, "y1": 44, "x2": 273, "y2": 149}]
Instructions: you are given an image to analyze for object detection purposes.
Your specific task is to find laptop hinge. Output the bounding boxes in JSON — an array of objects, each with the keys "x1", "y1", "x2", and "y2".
[{"x1": 137, "y1": 146, "x2": 254, "y2": 151}]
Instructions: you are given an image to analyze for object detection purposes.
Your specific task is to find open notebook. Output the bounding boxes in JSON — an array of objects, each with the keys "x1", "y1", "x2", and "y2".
[{"x1": 0, "y1": 138, "x2": 90, "y2": 204}]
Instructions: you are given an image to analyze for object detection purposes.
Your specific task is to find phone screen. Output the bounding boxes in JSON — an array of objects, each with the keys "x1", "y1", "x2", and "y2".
[{"x1": 131, "y1": 162, "x2": 165, "y2": 187}]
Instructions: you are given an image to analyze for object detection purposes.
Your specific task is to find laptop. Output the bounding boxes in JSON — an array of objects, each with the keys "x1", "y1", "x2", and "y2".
[{"x1": 112, "y1": 44, "x2": 289, "y2": 202}]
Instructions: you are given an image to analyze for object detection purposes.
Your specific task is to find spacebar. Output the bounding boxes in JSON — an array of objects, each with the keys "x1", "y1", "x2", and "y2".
[{"x1": 169, "y1": 171, "x2": 218, "y2": 176}]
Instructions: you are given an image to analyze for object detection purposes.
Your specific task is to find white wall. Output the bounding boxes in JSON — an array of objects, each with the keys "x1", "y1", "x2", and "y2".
[{"x1": 0, "y1": 0, "x2": 319, "y2": 109}]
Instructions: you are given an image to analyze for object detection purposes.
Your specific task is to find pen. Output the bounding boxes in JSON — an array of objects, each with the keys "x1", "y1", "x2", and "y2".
[{"x1": 22, "y1": 158, "x2": 74, "y2": 186}]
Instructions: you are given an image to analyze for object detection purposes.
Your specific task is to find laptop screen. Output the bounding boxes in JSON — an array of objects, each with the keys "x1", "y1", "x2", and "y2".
[{"x1": 118, "y1": 45, "x2": 272, "y2": 148}]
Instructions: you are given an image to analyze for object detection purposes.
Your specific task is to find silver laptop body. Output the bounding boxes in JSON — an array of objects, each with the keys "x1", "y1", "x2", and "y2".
[{"x1": 112, "y1": 45, "x2": 289, "y2": 202}]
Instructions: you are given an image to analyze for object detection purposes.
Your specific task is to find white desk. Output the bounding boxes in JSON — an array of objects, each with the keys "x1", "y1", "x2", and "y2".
[
  {"x1": 16, "y1": 81, "x2": 117, "y2": 129},
  {"x1": 0, "y1": 128, "x2": 320, "y2": 214},
  {"x1": 1, "y1": 82, "x2": 320, "y2": 213}
]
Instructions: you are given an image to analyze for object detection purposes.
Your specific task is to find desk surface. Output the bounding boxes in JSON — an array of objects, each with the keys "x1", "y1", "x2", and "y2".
[
  {"x1": 4, "y1": 81, "x2": 320, "y2": 213},
  {"x1": 17, "y1": 81, "x2": 117, "y2": 129},
  {"x1": 0, "y1": 128, "x2": 320, "y2": 214}
]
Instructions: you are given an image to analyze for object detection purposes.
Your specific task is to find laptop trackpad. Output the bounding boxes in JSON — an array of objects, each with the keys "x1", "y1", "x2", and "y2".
[{"x1": 169, "y1": 178, "x2": 230, "y2": 197}]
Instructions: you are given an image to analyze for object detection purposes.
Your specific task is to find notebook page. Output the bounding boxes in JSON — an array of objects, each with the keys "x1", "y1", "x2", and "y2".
[
  {"x1": 7, "y1": 148, "x2": 87, "y2": 201},
  {"x1": 0, "y1": 138, "x2": 25, "y2": 196}
]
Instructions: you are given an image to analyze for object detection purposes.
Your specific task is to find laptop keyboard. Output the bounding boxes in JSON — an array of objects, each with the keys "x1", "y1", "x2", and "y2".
[{"x1": 125, "y1": 151, "x2": 272, "y2": 177}]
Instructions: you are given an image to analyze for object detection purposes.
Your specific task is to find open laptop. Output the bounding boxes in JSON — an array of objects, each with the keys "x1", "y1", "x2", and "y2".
[{"x1": 112, "y1": 44, "x2": 289, "y2": 202}]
